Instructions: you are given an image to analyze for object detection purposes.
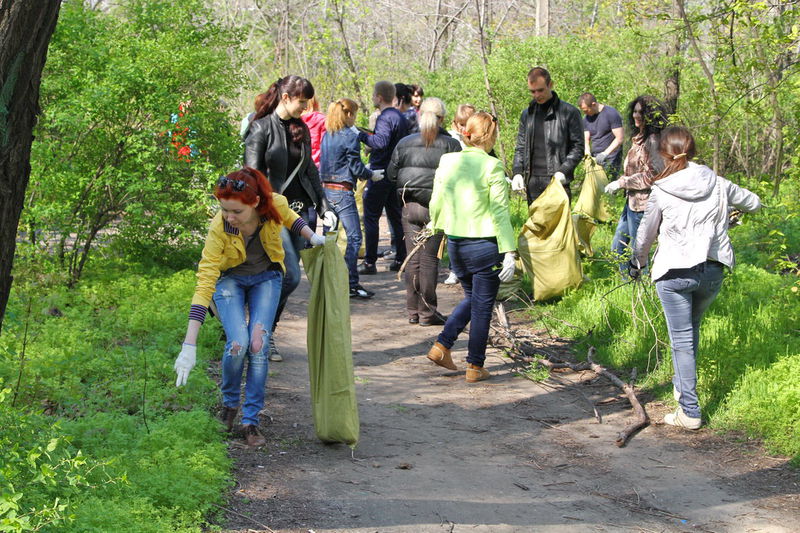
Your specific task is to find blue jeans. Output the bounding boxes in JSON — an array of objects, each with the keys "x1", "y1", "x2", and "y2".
[
  {"x1": 275, "y1": 207, "x2": 313, "y2": 327},
  {"x1": 655, "y1": 262, "x2": 724, "y2": 419},
  {"x1": 437, "y1": 238, "x2": 502, "y2": 367},
  {"x1": 324, "y1": 187, "x2": 361, "y2": 288},
  {"x1": 213, "y1": 270, "x2": 283, "y2": 426},
  {"x1": 611, "y1": 203, "x2": 644, "y2": 273},
  {"x1": 362, "y1": 178, "x2": 406, "y2": 265}
]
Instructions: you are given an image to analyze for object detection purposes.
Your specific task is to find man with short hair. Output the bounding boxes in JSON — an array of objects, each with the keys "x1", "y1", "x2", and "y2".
[
  {"x1": 511, "y1": 67, "x2": 584, "y2": 204},
  {"x1": 356, "y1": 81, "x2": 409, "y2": 274},
  {"x1": 579, "y1": 92, "x2": 624, "y2": 178}
]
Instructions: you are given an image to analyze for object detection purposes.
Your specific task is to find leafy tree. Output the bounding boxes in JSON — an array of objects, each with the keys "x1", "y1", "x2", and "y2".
[{"x1": 23, "y1": 0, "x2": 244, "y2": 285}]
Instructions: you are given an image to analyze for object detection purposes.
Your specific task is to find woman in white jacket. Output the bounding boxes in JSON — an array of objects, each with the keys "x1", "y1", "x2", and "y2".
[{"x1": 633, "y1": 126, "x2": 761, "y2": 430}]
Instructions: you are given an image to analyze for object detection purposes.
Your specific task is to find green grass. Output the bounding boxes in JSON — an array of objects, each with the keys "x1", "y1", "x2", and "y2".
[
  {"x1": 522, "y1": 188, "x2": 800, "y2": 463},
  {"x1": 0, "y1": 261, "x2": 231, "y2": 531}
]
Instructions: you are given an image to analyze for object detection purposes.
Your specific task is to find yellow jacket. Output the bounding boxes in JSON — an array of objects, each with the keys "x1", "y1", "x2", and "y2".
[{"x1": 190, "y1": 194, "x2": 301, "y2": 313}]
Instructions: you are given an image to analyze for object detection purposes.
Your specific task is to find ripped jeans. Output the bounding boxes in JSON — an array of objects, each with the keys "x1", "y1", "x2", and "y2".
[{"x1": 213, "y1": 270, "x2": 282, "y2": 426}]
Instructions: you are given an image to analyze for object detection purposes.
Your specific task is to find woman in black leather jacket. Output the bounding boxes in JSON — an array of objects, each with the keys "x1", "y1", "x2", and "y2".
[
  {"x1": 387, "y1": 97, "x2": 461, "y2": 326},
  {"x1": 243, "y1": 75, "x2": 336, "y2": 361}
]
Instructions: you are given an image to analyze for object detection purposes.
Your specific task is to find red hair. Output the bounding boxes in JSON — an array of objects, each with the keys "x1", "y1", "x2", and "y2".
[{"x1": 214, "y1": 167, "x2": 282, "y2": 224}]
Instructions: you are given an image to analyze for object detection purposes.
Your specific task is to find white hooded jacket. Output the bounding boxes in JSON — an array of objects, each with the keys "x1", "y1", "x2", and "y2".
[{"x1": 633, "y1": 162, "x2": 761, "y2": 281}]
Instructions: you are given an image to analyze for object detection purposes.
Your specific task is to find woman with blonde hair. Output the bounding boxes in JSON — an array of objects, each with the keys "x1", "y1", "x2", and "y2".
[
  {"x1": 301, "y1": 96, "x2": 326, "y2": 169},
  {"x1": 319, "y1": 98, "x2": 381, "y2": 298},
  {"x1": 424, "y1": 112, "x2": 517, "y2": 382},
  {"x1": 447, "y1": 103, "x2": 476, "y2": 149},
  {"x1": 387, "y1": 97, "x2": 461, "y2": 325},
  {"x1": 633, "y1": 126, "x2": 761, "y2": 429}
]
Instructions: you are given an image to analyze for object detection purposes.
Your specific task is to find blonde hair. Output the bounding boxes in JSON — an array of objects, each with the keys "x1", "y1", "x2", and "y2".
[
  {"x1": 325, "y1": 98, "x2": 359, "y2": 133},
  {"x1": 304, "y1": 95, "x2": 320, "y2": 113},
  {"x1": 418, "y1": 97, "x2": 446, "y2": 148},
  {"x1": 452, "y1": 104, "x2": 476, "y2": 131},
  {"x1": 462, "y1": 112, "x2": 497, "y2": 150}
]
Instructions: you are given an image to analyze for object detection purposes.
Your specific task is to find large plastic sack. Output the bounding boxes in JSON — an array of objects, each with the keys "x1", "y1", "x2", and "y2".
[
  {"x1": 518, "y1": 177, "x2": 583, "y2": 301},
  {"x1": 572, "y1": 157, "x2": 610, "y2": 256},
  {"x1": 300, "y1": 235, "x2": 360, "y2": 447}
]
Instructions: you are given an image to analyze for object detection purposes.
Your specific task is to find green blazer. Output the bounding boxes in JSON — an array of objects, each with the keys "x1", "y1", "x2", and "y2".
[{"x1": 429, "y1": 146, "x2": 516, "y2": 253}]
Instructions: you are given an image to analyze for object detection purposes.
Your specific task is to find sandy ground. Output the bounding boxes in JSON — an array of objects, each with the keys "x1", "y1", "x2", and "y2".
[{"x1": 215, "y1": 230, "x2": 798, "y2": 533}]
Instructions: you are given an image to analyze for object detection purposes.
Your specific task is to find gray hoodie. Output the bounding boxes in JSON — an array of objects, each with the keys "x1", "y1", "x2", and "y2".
[{"x1": 634, "y1": 162, "x2": 761, "y2": 281}]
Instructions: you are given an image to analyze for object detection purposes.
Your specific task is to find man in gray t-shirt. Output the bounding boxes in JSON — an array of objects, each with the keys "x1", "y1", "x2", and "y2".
[{"x1": 579, "y1": 92, "x2": 623, "y2": 179}]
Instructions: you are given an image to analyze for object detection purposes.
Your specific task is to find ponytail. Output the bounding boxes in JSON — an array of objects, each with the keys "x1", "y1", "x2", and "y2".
[
  {"x1": 418, "y1": 97, "x2": 446, "y2": 148},
  {"x1": 654, "y1": 126, "x2": 696, "y2": 181},
  {"x1": 325, "y1": 98, "x2": 359, "y2": 133},
  {"x1": 252, "y1": 75, "x2": 315, "y2": 145}
]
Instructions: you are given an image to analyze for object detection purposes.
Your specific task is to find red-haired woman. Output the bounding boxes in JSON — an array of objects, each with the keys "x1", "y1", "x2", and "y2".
[
  {"x1": 244, "y1": 76, "x2": 337, "y2": 362},
  {"x1": 174, "y1": 168, "x2": 325, "y2": 447}
]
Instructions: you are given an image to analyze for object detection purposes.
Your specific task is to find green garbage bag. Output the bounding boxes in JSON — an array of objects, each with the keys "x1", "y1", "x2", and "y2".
[
  {"x1": 300, "y1": 234, "x2": 360, "y2": 447},
  {"x1": 572, "y1": 157, "x2": 611, "y2": 256}
]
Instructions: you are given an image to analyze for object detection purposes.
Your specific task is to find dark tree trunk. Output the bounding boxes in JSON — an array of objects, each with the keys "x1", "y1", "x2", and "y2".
[{"x1": 0, "y1": 1, "x2": 61, "y2": 333}]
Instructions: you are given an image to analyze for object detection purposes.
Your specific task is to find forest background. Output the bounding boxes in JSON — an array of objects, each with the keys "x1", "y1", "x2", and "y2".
[{"x1": 0, "y1": 0, "x2": 798, "y2": 531}]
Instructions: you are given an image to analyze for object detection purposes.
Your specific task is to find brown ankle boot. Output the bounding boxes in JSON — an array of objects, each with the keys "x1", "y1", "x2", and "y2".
[
  {"x1": 220, "y1": 405, "x2": 238, "y2": 433},
  {"x1": 242, "y1": 424, "x2": 266, "y2": 447},
  {"x1": 466, "y1": 363, "x2": 490, "y2": 383},
  {"x1": 426, "y1": 342, "x2": 457, "y2": 370}
]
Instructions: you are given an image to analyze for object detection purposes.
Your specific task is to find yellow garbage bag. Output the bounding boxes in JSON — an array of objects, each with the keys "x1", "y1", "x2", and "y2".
[
  {"x1": 518, "y1": 177, "x2": 583, "y2": 301},
  {"x1": 300, "y1": 235, "x2": 360, "y2": 446},
  {"x1": 572, "y1": 157, "x2": 610, "y2": 256}
]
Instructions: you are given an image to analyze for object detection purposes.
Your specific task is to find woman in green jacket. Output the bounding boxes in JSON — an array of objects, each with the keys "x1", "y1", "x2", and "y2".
[{"x1": 425, "y1": 112, "x2": 517, "y2": 383}]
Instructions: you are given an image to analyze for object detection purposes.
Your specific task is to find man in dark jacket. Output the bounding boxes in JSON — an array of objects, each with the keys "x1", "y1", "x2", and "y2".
[
  {"x1": 511, "y1": 67, "x2": 584, "y2": 204},
  {"x1": 356, "y1": 81, "x2": 409, "y2": 274}
]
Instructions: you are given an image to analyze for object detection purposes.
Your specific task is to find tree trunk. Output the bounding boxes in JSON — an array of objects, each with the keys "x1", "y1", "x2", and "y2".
[
  {"x1": 663, "y1": 0, "x2": 682, "y2": 115},
  {"x1": 0, "y1": 1, "x2": 62, "y2": 334},
  {"x1": 535, "y1": 0, "x2": 549, "y2": 37}
]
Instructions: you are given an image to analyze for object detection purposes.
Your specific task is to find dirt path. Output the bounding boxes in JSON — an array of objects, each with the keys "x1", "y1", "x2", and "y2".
[{"x1": 219, "y1": 239, "x2": 798, "y2": 533}]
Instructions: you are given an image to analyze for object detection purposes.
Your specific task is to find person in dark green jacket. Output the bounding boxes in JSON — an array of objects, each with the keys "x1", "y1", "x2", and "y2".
[{"x1": 425, "y1": 112, "x2": 517, "y2": 383}]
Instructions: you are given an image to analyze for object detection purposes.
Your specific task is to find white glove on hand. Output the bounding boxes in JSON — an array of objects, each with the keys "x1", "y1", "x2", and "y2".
[
  {"x1": 322, "y1": 210, "x2": 338, "y2": 230},
  {"x1": 310, "y1": 233, "x2": 326, "y2": 247},
  {"x1": 554, "y1": 172, "x2": 567, "y2": 185},
  {"x1": 604, "y1": 181, "x2": 621, "y2": 194},
  {"x1": 511, "y1": 174, "x2": 525, "y2": 192},
  {"x1": 174, "y1": 343, "x2": 196, "y2": 387},
  {"x1": 498, "y1": 252, "x2": 516, "y2": 282},
  {"x1": 370, "y1": 169, "x2": 385, "y2": 182},
  {"x1": 349, "y1": 125, "x2": 360, "y2": 135}
]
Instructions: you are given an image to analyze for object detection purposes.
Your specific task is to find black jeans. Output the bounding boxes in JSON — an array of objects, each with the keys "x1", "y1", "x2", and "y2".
[
  {"x1": 401, "y1": 202, "x2": 443, "y2": 321},
  {"x1": 362, "y1": 178, "x2": 407, "y2": 265}
]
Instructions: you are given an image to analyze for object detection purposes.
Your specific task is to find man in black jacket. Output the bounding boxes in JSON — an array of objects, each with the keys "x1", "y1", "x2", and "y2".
[{"x1": 511, "y1": 67, "x2": 583, "y2": 204}]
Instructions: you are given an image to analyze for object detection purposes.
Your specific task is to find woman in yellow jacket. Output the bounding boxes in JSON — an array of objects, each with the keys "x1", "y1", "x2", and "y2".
[
  {"x1": 173, "y1": 167, "x2": 324, "y2": 446},
  {"x1": 426, "y1": 112, "x2": 517, "y2": 383}
]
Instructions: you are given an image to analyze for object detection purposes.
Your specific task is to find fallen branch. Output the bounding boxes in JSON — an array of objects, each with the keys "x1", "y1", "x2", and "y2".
[{"x1": 491, "y1": 307, "x2": 649, "y2": 447}]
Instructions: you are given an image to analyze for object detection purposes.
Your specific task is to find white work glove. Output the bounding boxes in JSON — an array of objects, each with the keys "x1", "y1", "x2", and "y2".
[
  {"x1": 370, "y1": 168, "x2": 385, "y2": 182},
  {"x1": 174, "y1": 343, "x2": 196, "y2": 387},
  {"x1": 554, "y1": 172, "x2": 567, "y2": 185},
  {"x1": 498, "y1": 252, "x2": 516, "y2": 282},
  {"x1": 511, "y1": 174, "x2": 525, "y2": 192},
  {"x1": 349, "y1": 125, "x2": 359, "y2": 135},
  {"x1": 322, "y1": 210, "x2": 338, "y2": 230},
  {"x1": 309, "y1": 233, "x2": 326, "y2": 247},
  {"x1": 604, "y1": 180, "x2": 621, "y2": 195}
]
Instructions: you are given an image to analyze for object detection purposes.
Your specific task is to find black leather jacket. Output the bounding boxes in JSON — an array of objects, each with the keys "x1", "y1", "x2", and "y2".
[
  {"x1": 386, "y1": 129, "x2": 461, "y2": 208},
  {"x1": 512, "y1": 91, "x2": 584, "y2": 183},
  {"x1": 243, "y1": 112, "x2": 330, "y2": 215}
]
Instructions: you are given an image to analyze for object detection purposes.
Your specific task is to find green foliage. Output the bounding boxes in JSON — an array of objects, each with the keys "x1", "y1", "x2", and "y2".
[
  {"x1": 25, "y1": 0, "x2": 244, "y2": 284},
  {"x1": 0, "y1": 262, "x2": 230, "y2": 532},
  {"x1": 530, "y1": 221, "x2": 800, "y2": 460}
]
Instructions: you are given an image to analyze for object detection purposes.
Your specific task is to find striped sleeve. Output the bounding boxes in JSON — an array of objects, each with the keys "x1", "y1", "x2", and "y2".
[
  {"x1": 290, "y1": 216, "x2": 308, "y2": 236},
  {"x1": 189, "y1": 304, "x2": 208, "y2": 324}
]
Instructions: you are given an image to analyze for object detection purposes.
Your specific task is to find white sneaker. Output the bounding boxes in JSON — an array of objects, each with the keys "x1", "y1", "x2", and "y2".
[
  {"x1": 663, "y1": 408, "x2": 701, "y2": 430},
  {"x1": 444, "y1": 271, "x2": 458, "y2": 285},
  {"x1": 268, "y1": 336, "x2": 282, "y2": 362}
]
